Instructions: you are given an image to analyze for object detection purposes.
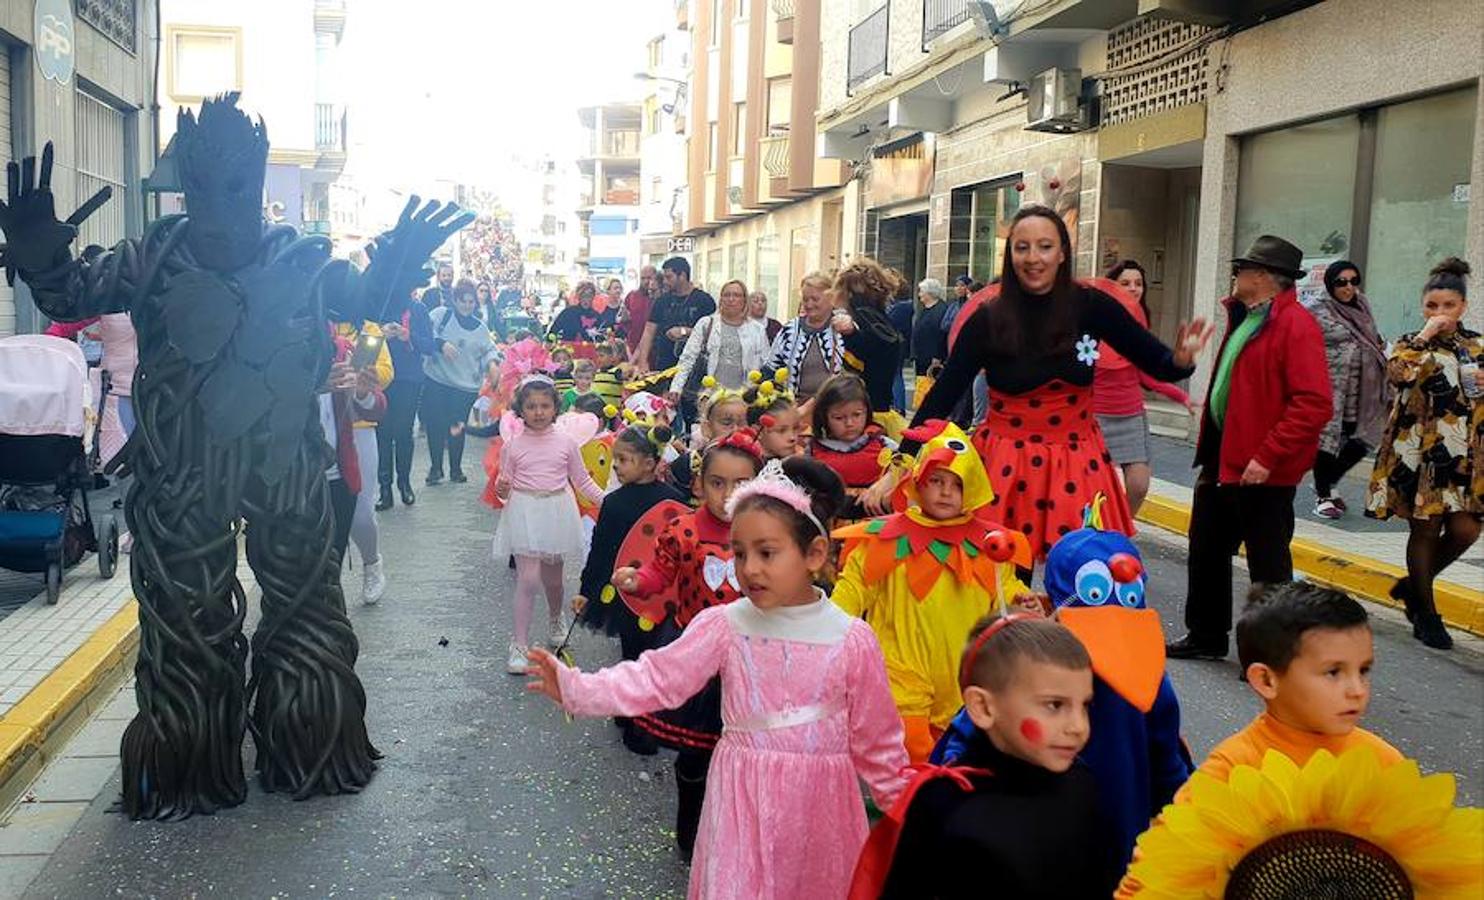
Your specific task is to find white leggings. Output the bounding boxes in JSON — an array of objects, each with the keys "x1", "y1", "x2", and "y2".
[{"x1": 351, "y1": 427, "x2": 381, "y2": 567}]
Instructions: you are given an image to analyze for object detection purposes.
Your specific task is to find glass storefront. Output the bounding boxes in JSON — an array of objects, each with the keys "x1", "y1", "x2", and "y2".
[
  {"x1": 1235, "y1": 86, "x2": 1476, "y2": 336},
  {"x1": 755, "y1": 234, "x2": 779, "y2": 310},
  {"x1": 730, "y1": 241, "x2": 749, "y2": 284},
  {"x1": 948, "y1": 177, "x2": 1021, "y2": 284},
  {"x1": 706, "y1": 248, "x2": 724, "y2": 293}
]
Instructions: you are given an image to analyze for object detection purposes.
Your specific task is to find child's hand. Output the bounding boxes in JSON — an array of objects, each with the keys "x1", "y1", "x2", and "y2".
[
  {"x1": 525, "y1": 647, "x2": 564, "y2": 703},
  {"x1": 572, "y1": 594, "x2": 588, "y2": 615},
  {"x1": 450, "y1": 423, "x2": 465, "y2": 436},
  {"x1": 612, "y1": 567, "x2": 640, "y2": 593},
  {"x1": 1012, "y1": 592, "x2": 1052, "y2": 617},
  {"x1": 495, "y1": 479, "x2": 511, "y2": 500}
]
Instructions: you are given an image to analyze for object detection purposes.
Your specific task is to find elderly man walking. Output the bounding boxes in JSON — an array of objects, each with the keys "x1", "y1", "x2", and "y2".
[{"x1": 1167, "y1": 235, "x2": 1333, "y2": 659}]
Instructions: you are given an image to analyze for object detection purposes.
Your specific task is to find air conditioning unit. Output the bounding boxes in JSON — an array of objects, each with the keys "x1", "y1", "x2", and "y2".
[{"x1": 1025, "y1": 67, "x2": 1087, "y2": 134}]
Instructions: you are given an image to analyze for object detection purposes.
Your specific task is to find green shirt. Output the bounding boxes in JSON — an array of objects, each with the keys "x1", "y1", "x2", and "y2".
[{"x1": 1208, "y1": 304, "x2": 1269, "y2": 427}]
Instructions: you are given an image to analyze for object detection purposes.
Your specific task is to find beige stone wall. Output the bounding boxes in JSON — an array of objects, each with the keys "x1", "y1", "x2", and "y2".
[
  {"x1": 1191, "y1": 0, "x2": 1484, "y2": 398},
  {"x1": 926, "y1": 109, "x2": 1100, "y2": 281}
]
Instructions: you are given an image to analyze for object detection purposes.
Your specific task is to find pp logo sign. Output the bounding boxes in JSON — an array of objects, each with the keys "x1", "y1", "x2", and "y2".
[{"x1": 35, "y1": 0, "x2": 76, "y2": 85}]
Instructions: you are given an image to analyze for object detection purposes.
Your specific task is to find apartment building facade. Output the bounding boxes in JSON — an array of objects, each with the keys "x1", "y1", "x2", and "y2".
[
  {"x1": 577, "y1": 102, "x2": 644, "y2": 284},
  {"x1": 673, "y1": 0, "x2": 853, "y2": 318},
  {"x1": 0, "y1": 0, "x2": 160, "y2": 336}
]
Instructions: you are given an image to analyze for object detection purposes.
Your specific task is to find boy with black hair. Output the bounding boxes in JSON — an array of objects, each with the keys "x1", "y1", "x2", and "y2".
[
  {"x1": 858, "y1": 615, "x2": 1119, "y2": 899},
  {"x1": 1189, "y1": 581, "x2": 1402, "y2": 792}
]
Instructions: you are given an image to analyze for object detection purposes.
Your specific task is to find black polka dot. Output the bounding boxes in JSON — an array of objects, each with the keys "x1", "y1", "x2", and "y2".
[
  {"x1": 1103, "y1": 451, "x2": 1113, "y2": 463},
  {"x1": 1048, "y1": 381, "x2": 1061, "y2": 391},
  {"x1": 1030, "y1": 434, "x2": 1043, "y2": 443},
  {"x1": 1058, "y1": 524, "x2": 1071, "y2": 535},
  {"x1": 1031, "y1": 455, "x2": 1044, "y2": 467},
  {"x1": 1001, "y1": 465, "x2": 1013, "y2": 477},
  {"x1": 992, "y1": 400, "x2": 1005, "y2": 412},
  {"x1": 1088, "y1": 459, "x2": 1100, "y2": 472},
  {"x1": 1022, "y1": 523, "x2": 1034, "y2": 535},
  {"x1": 1010, "y1": 417, "x2": 1023, "y2": 428},
  {"x1": 990, "y1": 495, "x2": 1001, "y2": 505},
  {"x1": 1069, "y1": 432, "x2": 1080, "y2": 441},
  {"x1": 642, "y1": 524, "x2": 656, "y2": 536},
  {"x1": 1043, "y1": 541, "x2": 1054, "y2": 554},
  {"x1": 1014, "y1": 440, "x2": 1025, "y2": 449},
  {"x1": 1035, "y1": 499, "x2": 1049, "y2": 511},
  {"x1": 1078, "y1": 410, "x2": 1088, "y2": 420},
  {"x1": 1005, "y1": 508, "x2": 1016, "y2": 521},
  {"x1": 1016, "y1": 480, "x2": 1028, "y2": 492},
  {"x1": 1067, "y1": 396, "x2": 1078, "y2": 406},
  {"x1": 1029, "y1": 398, "x2": 1041, "y2": 408},
  {"x1": 1049, "y1": 415, "x2": 1061, "y2": 426},
  {"x1": 1064, "y1": 481, "x2": 1077, "y2": 494}
]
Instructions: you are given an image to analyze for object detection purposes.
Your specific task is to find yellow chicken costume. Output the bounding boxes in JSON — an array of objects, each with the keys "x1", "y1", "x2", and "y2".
[{"x1": 832, "y1": 420, "x2": 1032, "y2": 761}]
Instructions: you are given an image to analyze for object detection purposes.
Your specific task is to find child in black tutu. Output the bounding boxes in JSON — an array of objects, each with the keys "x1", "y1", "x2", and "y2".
[{"x1": 573, "y1": 423, "x2": 686, "y2": 754}]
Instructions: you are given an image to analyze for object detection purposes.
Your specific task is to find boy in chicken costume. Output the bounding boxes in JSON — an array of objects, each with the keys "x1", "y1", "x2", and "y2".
[
  {"x1": 932, "y1": 497, "x2": 1195, "y2": 866},
  {"x1": 832, "y1": 420, "x2": 1032, "y2": 761}
]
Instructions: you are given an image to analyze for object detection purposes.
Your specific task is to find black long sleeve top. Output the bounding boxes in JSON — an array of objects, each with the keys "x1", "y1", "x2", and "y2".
[
  {"x1": 843, "y1": 301, "x2": 904, "y2": 412},
  {"x1": 907, "y1": 286, "x2": 1192, "y2": 449},
  {"x1": 881, "y1": 732, "x2": 1120, "y2": 899}
]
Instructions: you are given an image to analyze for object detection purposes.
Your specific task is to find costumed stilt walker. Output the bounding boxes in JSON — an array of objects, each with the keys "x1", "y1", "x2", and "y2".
[
  {"x1": 831, "y1": 421, "x2": 1032, "y2": 761},
  {"x1": 0, "y1": 94, "x2": 472, "y2": 820}
]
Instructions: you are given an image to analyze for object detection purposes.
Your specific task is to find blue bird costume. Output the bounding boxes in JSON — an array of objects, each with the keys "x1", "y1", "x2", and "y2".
[{"x1": 930, "y1": 498, "x2": 1194, "y2": 866}]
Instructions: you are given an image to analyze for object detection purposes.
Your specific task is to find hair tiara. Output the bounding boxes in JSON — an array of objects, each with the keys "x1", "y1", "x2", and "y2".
[
  {"x1": 518, "y1": 373, "x2": 555, "y2": 388},
  {"x1": 726, "y1": 458, "x2": 827, "y2": 539}
]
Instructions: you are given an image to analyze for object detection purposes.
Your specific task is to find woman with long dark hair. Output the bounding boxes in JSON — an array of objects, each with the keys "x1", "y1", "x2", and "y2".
[
  {"x1": 1095, "y1": 259, "x2": 1195, "y2": 515},
  {"x1": 877, "y1": 206, "x2": 1214, "y2": 559}
]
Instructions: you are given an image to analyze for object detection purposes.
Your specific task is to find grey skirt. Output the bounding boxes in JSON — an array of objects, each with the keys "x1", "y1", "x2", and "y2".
[{"x1": 1096, "y1": 412, "x2": 1151, "y2": 465}]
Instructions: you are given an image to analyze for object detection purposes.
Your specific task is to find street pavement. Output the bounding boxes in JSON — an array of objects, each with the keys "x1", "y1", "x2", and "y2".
[{"x1": 16, "y1": 448, "x2": 1484, "y2": 898}]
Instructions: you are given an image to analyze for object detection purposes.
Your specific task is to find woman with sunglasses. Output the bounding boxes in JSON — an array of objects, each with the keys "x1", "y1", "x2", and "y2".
[{"x1": 1308, "y1": 261, "x2": 1390, "y2": 519}]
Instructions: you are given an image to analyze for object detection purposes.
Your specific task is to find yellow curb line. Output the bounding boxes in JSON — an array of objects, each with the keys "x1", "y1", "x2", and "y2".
[
  {"x1": 1138, "y1": 496, "x2": 1484, "y2": 638},
  {"x1": 0, "y1": 601, "x2": 139, "y2": 814}
]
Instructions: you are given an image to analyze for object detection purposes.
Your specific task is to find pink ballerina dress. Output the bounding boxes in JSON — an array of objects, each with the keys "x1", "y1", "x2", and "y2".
[{"x1": 555, "y1": 590, "x2": 909, "y2": 900}]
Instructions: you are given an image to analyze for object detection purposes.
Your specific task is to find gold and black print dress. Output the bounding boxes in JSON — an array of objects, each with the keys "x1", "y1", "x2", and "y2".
[{"x1": 1367, "y1": 327, "x2": 1484, "y2": 519}]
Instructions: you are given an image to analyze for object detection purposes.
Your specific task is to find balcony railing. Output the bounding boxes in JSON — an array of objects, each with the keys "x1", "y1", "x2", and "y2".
[
  {"x1": 922, "y1": 0, "x2": 970, "y2": 49},
  {"x1": 315, "y1": 104, "x2": 346, "y2": 153},
  {"x1": 761, "y1": 132, "x2": 790, "y2": 179},
  {"x1": 847, "y1": 5, "x2": 890, "y2": 95}
]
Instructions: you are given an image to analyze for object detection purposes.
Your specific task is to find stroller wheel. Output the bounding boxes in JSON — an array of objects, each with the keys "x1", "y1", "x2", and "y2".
[
  {"x1": 99, "y1": 517, "x2": 120, "y2": 579},
  {"x1": 46, "y1": 562, "x2": 62, "y2": 605}
]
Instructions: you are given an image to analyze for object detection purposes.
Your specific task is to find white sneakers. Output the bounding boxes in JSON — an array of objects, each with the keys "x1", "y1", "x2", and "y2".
[
  {"x1": 549, "y1": 609, "x2": 572, "y2": 649},
  {"x1": 1313, "y1": 497, "x2": 1344, "y2": 520},
  {"x1": 361, "y1": 558, "x2": 387, "y2": 605},
  {"x1": 507, "y1": 641, "x2": 529, "y2": 675}
]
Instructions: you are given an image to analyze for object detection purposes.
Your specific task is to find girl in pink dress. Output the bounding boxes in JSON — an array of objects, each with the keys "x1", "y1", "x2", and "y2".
[{"x1": 528, "y1": 457, "x2": 909, "y2": 900}]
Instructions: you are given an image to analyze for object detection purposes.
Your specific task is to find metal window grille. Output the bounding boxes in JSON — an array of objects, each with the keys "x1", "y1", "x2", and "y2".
[
  {"x1": 76, "y1": 0, "x2": 138, "y2": 55},
  {"x1": 1101, "y1": 17, "x2": 1212, "y2": 126},
  {"x1": 74, "y1": 89, "x2": 127, "y2": 251},
  {"x1": 922, "y1": 0, "x2": 970, "y2": 49},
  {"x1": 847, "y1": 4, "x2": 890, "y2": 95}
]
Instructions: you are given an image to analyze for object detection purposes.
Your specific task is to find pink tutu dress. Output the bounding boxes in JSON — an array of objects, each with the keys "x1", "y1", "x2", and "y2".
[{"x1": 555, "y1": 592, "x2": 909, "y2": 899}]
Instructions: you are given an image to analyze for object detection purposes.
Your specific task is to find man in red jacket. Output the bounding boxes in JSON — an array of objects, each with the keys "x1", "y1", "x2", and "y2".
[{"x1": 1168, "y1": 235, "x2": 1333, "y2": 659}]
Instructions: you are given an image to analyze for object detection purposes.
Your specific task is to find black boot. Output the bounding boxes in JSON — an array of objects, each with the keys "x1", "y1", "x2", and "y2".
[
  {"x1": 1414, "y1": 613, "x2": 1454, "y2": 650},
  {"x1": 399, "y1": 483, "x2": 416, "y2": 506},
  {"x1": 1165, "y1": 633, "x2": 1228, "y2": 660},
  {"x1": 425, "y1": 468, "x2": 443, "y2": 486},
  {"x1": 375, "y1": 486, "x2": 394, "y2": 512},
  {"x1": 1389, "y1": 578, "x2": 1416, "y2": 625}
]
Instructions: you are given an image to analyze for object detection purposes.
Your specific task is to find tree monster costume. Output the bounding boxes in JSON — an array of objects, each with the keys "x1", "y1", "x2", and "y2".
[
  {"x1": 0, "y1": 94, "x2": 472, "y2": 820},
  {"x1": 832, "y1": 420, "x2": 1032, "y2": 761}
]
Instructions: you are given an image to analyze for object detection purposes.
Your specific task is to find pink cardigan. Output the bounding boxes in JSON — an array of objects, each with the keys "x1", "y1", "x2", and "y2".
[{"x1": 498, "y1": 425, "x2": 605, "y2": 503}]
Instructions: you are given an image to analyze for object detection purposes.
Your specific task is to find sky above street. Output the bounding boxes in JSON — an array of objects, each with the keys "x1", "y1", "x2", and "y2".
[{"x1": 338, "y1": 0, "x2": 671, "y2": 217}]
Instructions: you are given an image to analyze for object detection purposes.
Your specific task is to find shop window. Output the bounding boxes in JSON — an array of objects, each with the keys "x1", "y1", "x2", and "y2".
[
  {"x1": 707, "y1": 248, "x2": 724, "y2": 290},
  {"x1": 1235, "y1": 115, "x2": 1359, "y2": 271},
  {"x1": 168, "y1": 25, "x2": 241, "y2": 100},
  {"x1": 948, "y1": 177, "x2": 1021, "y2": 283},
  {"x1": 755, "y1": 235, "x2": 779, "y2": 308},
  {"x1": 730, "y1": 242, "x2": 749, "y2": 282},
  {"x1": 1234, "y1": 86, "x2": 1476, "y2": 336},
  {"x1": 1364, "y1": 88, "x2": 1476, "y2": 335}
]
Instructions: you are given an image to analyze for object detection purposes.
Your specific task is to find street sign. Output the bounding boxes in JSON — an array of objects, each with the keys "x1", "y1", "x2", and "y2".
[
  {"x1": 667, "y1": 236, "x2": 695, "y2": 253},
  {"x1": 35, "y1": 0, "x2": 75, "y2": 85}
]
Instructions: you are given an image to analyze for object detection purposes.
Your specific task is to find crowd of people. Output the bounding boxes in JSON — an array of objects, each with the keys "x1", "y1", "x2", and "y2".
[{"x1": 38, "y1": 203, "x2": 1481, "y2": 897}]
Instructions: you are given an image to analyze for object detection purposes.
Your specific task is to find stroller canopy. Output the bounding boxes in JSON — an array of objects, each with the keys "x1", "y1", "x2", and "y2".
[{"x1": 0, "y1": 334, "x2": 93, "y2": 438}]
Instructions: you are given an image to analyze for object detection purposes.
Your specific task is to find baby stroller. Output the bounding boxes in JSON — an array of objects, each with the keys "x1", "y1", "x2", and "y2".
[{"x1": 0, "y1": 334, "x2": 120, "y2": 604}]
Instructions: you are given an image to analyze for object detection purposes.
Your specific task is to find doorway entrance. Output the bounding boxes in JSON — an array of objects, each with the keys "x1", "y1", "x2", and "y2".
[{"x1": 877, "y1": 211, "x2": 929, "y2": 293}]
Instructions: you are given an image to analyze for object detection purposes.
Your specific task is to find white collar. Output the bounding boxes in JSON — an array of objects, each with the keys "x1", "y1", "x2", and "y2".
[{"x1": 725, "y1": 590, "x2": 852, "y2": 645}]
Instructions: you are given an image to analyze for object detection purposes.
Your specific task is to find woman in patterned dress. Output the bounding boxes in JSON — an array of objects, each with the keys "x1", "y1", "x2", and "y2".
[{"x1": 1367, "y1": 258, "x2": 1483, "y2": 651}]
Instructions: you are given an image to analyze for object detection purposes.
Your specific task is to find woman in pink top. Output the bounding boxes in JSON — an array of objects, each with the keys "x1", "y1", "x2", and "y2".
[
  {"x1": 1094, "y1": 260, "x2": 1195, "y2": 515},
  {"x1": 45, "y1": 312, "x2": 138, "y2": 467},
  {"x1": 528, "y1": 457, "x2": 908, "y2": 900},
  {"x1": 491, "y1": 376, "x2": 605, "y2": 672}
]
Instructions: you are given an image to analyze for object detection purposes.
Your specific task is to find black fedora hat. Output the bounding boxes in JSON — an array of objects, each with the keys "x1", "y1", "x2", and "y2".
[{"x1": 1232, "y1": 235, "x2": 1305, "y2": 279}]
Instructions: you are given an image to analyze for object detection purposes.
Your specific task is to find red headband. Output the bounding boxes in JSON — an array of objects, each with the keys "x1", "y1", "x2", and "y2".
[
  {"x1": 959, "y1": 612, "x2": 1039, "y2": 691},
  {"x1": 713, "y1": 427, "x2": 764, "y2": 462}
]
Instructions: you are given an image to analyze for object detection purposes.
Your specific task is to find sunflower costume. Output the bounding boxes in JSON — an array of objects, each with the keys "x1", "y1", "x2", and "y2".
[
  {"x1": 1123, "y1": 746, "x2": 1483, "y2": 899},
  {"x1": 832, "y1": 421, "x2": 1031, "y2": 761}
]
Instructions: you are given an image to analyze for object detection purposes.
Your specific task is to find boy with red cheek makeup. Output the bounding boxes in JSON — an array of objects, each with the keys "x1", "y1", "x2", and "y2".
[{"x1": 856, "y1": 615, "x2": 1120, "y2": 899}]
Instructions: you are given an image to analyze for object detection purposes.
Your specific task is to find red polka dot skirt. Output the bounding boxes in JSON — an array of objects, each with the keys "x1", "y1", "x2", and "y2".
[{"x1": 974, "y1": 379, "x2": 1134, "y2": 560}]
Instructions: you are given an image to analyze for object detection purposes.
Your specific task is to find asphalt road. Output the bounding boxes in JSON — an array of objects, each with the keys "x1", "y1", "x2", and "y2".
[{"x1": 20, "y1": 456, "x2": 1484, "y2": 898}]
